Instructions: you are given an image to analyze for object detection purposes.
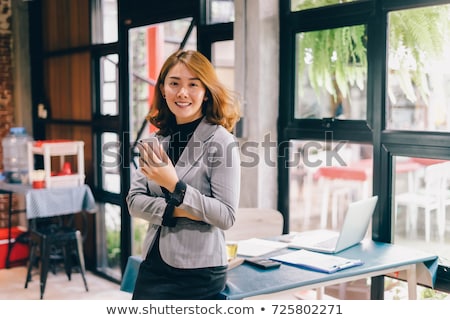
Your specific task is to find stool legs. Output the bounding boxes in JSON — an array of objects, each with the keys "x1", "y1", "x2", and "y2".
[
  {"x1": 75, "y1": 230, "x2": 88, "y2": 291},
  {"x1": 24, "y1": 230, "x2": 88, "y2": 299},
  {"x1": 39, "y1": 236, "x2": 50, "y2": 299},
  {"x1": 24, "y1": 240, "x2": 36, "y2": 288},
  {"x1": 62, "y1": 231, "x2": 88, "y2": 291}
]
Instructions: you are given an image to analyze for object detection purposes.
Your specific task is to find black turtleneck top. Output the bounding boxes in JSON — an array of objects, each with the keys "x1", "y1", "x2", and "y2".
[{"x1": 167, "y1": 117, "x2": 203, "y2": 165}]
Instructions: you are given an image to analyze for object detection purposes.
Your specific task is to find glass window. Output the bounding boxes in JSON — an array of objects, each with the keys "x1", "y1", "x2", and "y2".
[
  {"x1": 128, "y1": 18, "x2": 198, "y2": 256},
  {"x1": 100, "y1": 54, "x2": 119, "y2": 116},
  {"x1": 208, "y1": 0, "x2": 235, "y2": 24},
  {"x1": 96, "y1": 202, "x2": 121, "y2": 278},
  {"x1": 289, "y1": 139, "x2": 373, "y2": 232},
  {"x1": 386, "y1": 5, "x2": 450, "y2": 131},
  {"x1": 212, "y1": 40, "x2": 235, "y2": 91},
  {"x1": 291, "y1": 0, "x2": 361, "y2": 12},
  {"x1": 92, "y1": 0, "x2": 118, "y2": 44},
  {"x1": 100, "y1": 132, "x2": 120, "y2": 194},
  {"x1": 128, "y1": 19, "x2": 197, "y2": 143},
  {"x1": 101, "y1": 0, "x2": 118, "y2": 43},
  {"x1": 295, "y1": 25, "x2": 367, "y2": 119},
  {"x1": 393, "y1": 156, "x2": 450, "y2": 265}
]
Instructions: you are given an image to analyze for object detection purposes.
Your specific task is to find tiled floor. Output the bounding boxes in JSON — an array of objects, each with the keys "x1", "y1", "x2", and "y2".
[{"x1": 0, "y1": 265, "x2": 131, "y2": 300}]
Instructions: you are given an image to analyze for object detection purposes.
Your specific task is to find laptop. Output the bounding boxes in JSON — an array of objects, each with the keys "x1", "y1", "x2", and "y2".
[{"x1": 288, "y1": 195, "x2": 378, "y2": 253}]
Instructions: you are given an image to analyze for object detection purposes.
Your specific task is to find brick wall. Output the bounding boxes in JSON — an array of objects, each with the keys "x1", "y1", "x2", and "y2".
[
  {"x1": 0, "y1": 0, "x2": 19, "y2": 227},
  {"x1": 0, "y1": 0, "x2": 13, "y2": 172}
]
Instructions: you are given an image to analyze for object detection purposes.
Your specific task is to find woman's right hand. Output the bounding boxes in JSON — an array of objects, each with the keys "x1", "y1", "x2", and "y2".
[{"x1": 137, "y1": 141, "x2": 179, "y2": 192}]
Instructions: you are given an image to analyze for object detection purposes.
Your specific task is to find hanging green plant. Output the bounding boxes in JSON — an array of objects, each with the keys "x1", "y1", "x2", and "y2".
[
  {"x1": 296, "y1": 2, "x2": 450, "y2": 105},
  {"x1": 298, "y1": 25, "x2": 367, "y2": 102},
  {"x1": 388, "y1": 6, "x2": 449, "y2": 104}
]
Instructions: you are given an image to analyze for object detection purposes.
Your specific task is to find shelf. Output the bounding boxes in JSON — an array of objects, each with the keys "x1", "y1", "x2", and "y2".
[{"x1": 27, "y1": 140, "x2": 85, "y2": 189}]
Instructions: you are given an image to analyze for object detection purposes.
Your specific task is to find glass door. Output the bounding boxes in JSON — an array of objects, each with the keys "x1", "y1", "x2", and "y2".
[{"x1": 128, "y1": 18, "x2": 197, "y2": 256}]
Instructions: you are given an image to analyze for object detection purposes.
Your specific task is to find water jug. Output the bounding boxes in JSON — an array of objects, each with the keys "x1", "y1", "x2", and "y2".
[{"x1": 2, "y1": 127, "x2": 33, "y2": 184}]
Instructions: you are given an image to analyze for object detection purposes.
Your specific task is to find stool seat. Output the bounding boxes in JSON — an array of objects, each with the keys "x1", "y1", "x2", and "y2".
[{"x1": 25, "y1": 221, "x2": 88, "y2": 299}]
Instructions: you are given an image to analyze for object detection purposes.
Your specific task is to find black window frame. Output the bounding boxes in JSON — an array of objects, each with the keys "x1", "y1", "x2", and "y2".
[{"x1": 279, "y1": 0, "x2": 450, "y2": 297}]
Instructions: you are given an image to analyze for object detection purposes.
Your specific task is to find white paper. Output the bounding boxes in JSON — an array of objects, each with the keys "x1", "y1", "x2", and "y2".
[{"x1": 236, "y1": 238, "x2": 288, "y2": 257}]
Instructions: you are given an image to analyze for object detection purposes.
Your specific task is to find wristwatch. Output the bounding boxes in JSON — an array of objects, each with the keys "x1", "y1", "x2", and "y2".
[{"x1": 167, "y1": 180, "x2": 187, "y2": 206}]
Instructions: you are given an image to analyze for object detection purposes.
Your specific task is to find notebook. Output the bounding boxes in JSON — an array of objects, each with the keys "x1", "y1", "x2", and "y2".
[
  {"x1": 288, "y1": 195, "x2": 378, "y2": 253},
  {"x1": 270, "y1": 249, "x2": 363, "y2": 273}
]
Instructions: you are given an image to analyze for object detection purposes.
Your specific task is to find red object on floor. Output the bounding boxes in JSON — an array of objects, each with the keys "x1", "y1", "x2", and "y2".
[{"x1": 0, "y1": 227, "x2": 29, "y2": 269}]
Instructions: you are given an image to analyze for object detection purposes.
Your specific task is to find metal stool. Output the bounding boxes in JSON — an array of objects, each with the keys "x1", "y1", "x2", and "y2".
[{"x1": 24, "y1": 218, "x2": 88, "y2": 299}]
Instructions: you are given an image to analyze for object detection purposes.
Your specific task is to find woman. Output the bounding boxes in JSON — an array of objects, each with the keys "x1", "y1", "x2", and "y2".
[{"x1": 126, "y1": 50, "x2": 241, "y2": 300}]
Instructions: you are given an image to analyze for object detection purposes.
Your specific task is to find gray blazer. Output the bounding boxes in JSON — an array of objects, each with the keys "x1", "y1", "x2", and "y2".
[{"x1": 126, "y1": 118, "x2": 241, "y2": 268}]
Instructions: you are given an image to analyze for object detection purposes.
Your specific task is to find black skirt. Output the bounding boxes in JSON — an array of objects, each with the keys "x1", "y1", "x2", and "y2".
[{"x1": 132, "y1": 232, "x2": 227, "y2": 300}]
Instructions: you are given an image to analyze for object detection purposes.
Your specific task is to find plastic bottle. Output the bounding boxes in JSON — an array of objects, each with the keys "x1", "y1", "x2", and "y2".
[{"x1": 2, "y1": 127, "x2": 33, "y2": 184}]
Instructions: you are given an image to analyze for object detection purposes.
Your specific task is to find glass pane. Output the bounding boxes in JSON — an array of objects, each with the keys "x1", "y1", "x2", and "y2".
[
  {"x1": 295, "y1": 25, "x2": 367, "y2": 119},
  {"x1": 92, "y1": 0, "x2": 118, "y2": 44},
  {"x1": 128, "y1": 18, "x2": 197, "y2": 256},
  {"x1": 102, "y1": 101, "x2": 117, "y2": 115},
  {"x1": 102, "y1": 0, "x2": 118, "y2": 43},
  {"x1": 101, "y1": 132, "x2": 120, "y2": 194},
  {"x1": 102, "y1": 83, "x2": 117, "y2": 100},
  {"x1": 128, "y1": 19, "x2": 197, "y2": 143},
  {"x1": 100, "y1": 54, "x2": 119, "y2": 115},
  {"x1": 209, "y1": 0, "x2": 235, "y2": 24},
  {"x1": 393, "y1": 156, "x2": 450, "y2": 267},
  {"x1": 386, "y1": 5, "x2": 450, "y2": 131},
  {"x1": 289, "y1": 140, "x2": 373, "y2": 232},
  {"x1": 291, "y1": 0, "x2": 360, "y2": 12},
  {"x1": 212, "y1": 40, "x2": 235, "y2": 91},
  {"x1": 103, "y1": 56, "x2": 117, "y2": 82},
  {"x1": 95, "y1": 202, "x2": 121, "y2": 278}
]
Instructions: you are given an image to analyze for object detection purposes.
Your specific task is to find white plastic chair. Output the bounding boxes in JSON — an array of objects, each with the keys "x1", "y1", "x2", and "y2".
[{"x1": 395, "y1": 161, "x2": 450, "y2": 241}]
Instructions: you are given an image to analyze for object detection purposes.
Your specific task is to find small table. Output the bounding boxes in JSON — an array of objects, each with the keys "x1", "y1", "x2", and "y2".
[
  {"x1": 220, "y1": 240, "x2": 438, "y2": 300},
  {"x1": 0, "y1": 182, "x2": 96, "y2": 268}
]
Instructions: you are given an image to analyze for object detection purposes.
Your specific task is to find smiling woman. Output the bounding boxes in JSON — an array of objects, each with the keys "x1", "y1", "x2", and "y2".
[
  {"x1": 126, "y1": 49, "x2": 241, "y2": 300},
  {"x1": 161, "y1": 63, "x2": 206, "y2": 125},
  {"x1": 148, "y1": 50, "x2": 240, "y2": 135}
]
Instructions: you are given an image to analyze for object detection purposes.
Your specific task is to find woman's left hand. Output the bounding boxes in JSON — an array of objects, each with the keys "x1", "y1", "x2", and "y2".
[{"x1": 137, "y1": 142, "x2": 179, "y2": 192}]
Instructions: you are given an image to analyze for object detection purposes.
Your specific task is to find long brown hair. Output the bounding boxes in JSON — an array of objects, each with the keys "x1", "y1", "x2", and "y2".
[{"x1": 146, "y1": 50, "x2": 241, "y2": 136}]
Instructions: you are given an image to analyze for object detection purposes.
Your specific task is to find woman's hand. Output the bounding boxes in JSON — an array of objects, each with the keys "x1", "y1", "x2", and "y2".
[
  {"x1": 137, "y1": 140, "x2": 203, "y2": 222},
  {"x1": 137, "y1": 141, "x2": 178, "y2": 192}
]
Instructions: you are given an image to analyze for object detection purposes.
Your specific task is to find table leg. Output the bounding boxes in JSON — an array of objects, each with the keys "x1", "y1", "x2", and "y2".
[
  {"x1": 320, "y1": 178, "x2": 330, "y2": 229},
  {"x1": 406, "y1": 263, "x2": 417, "y2": 300},
  {"x1": 302, "y1": 171, "x2": 313, "y2": 228},
  {"x1": 315, "y1": 287, "x2": 324, "y2": 299}
]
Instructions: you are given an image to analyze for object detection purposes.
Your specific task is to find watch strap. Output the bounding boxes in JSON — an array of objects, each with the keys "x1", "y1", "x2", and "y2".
[{"x1": 167, "y1": 180, "x2": 186, "y2": 207}]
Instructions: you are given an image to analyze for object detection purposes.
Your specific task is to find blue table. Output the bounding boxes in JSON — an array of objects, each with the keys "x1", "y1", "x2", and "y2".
[
  {"x1": 24, "y1": 184, "x2": 96, "y2": 219},
  {"x1": 121, "y1": 240, "x2": 438, "y2": 300},
  {"x1": 221, "y1": 240, "x2": 438, "y2": 300},
  {"x1": 0, "y1": 182, "x2": 96, "y2": 268}
]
